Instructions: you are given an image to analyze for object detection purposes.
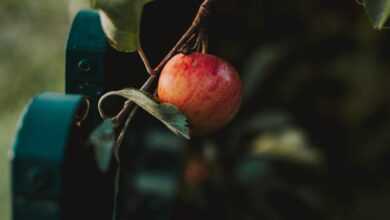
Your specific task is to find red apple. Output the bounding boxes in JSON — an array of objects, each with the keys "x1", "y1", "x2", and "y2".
[{"x1": 157, "y1": 52, "x2": 242, "y2": 135}]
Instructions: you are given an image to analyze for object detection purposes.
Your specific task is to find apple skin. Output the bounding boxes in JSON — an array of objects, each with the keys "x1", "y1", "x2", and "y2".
[{"x1": 157, "y1": 52, "x2": 242, "y2": 135}]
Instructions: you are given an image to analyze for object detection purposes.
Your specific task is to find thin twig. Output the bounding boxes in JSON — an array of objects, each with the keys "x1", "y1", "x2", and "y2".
[
  {"x1": 111, "y1": 48, "x2": 155, "y2": 127},
  {"x1": 180, "y1": 32, "x2": 198, "y2": 53},
  {"x1": 193, "y1": 32, "x2": 202, "y2": 52},
  {"x1": 138, "y1": 48, "x2": 155, "y2": 75},
  {"x1": 112, "y1": 74, "x2": 156, "y2": 126},
  {"x1": 153, "y1": 0, "x2": 213, "y2": 72},
  {"x1": 114, "y1": 106, "x2": 139, "y2": 156},
  {"x1": 110, "y1": 56, "x2": 156, "y2": 220},
  {"x1": 111, "y1": 165, "x2": 121, "y2": 220},
  {"x1": 113, "y1": 75, "x2": 156, "y2": 146}
]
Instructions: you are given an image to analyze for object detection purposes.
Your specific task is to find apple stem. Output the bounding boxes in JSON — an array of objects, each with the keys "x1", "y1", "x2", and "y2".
[{"x1": 199, "y1": 27, "x2": 209, "y2": 53}]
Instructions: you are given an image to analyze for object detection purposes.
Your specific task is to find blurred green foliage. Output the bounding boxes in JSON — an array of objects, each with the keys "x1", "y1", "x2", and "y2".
[
  {"x1": 199, "y1": 1, "x2": 390, "y2": 219},
  {"x1": 0, "y1": 1, "x2": 69, "y2": 219}
]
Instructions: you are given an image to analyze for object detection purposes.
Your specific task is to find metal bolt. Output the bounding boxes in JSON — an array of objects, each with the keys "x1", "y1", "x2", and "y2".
[{"x1": 78, "y1": 59, "x2": 91, "y2": 72}]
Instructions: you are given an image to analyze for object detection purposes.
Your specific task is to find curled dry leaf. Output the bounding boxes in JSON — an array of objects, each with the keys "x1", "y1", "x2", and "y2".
[{"x1": 99, "y1": 88, "x2": 190, "y2": 139}]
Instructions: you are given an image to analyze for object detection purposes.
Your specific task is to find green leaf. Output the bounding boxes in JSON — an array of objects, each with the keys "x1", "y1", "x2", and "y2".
[
  {"x1": 92, "y1": 0, "x2": 153, "y2": 52},
  {"x1": 101, "y1": 88, "x2": 190, "y2": 139},
  {"x1": 361, "y1": 0, "x2": 390, "y2": 29},
  {"x1": 89, "y1": 119, "x2": 116, "y2": 172}
]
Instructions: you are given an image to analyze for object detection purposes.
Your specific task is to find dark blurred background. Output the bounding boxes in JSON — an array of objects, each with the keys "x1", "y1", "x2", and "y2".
[{"x1": 2, "y1": 0, "x2": 390, "y2": 219}]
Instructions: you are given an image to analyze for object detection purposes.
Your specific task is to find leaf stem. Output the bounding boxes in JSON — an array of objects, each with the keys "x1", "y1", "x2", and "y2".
[{"x1": 137, "y1": 47, "x2": 155, "y2": 75}]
